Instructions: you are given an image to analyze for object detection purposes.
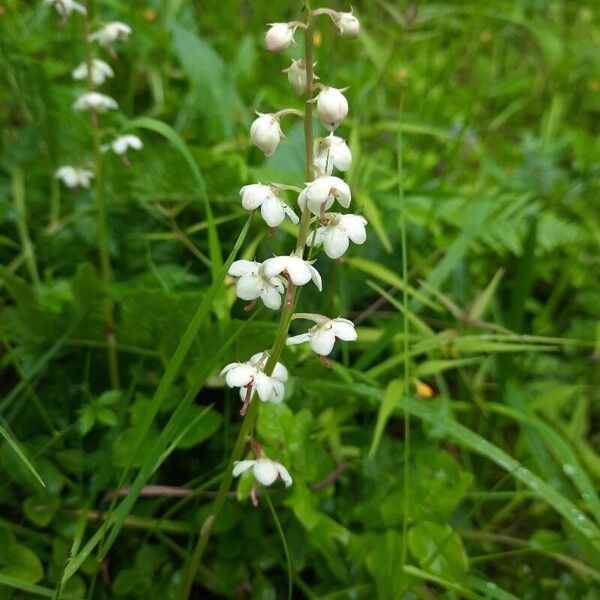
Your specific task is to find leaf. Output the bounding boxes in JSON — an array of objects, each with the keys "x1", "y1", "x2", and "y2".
[
  {"x1": 408, "y1": 521, "x2": 468, "y2": 582},
  {"x1": 175, "y1": 406, "x2": 222, "y2": 449},
  {"x1": 0, "y1": 421, "x2": 44, "y2": 489},
  {"x1": 364, "y1": 529, "x2": 406, "y2": 600},
  {"x1": 369, "y1": 378, "x2": 404, "y2": 458}
]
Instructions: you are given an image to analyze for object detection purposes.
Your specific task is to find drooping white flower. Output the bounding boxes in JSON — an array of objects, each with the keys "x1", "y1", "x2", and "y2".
[
  {"x1": 89, "y1": 21, "x2": 132, "y2": 48},
  {"x1": 233, "y1": 458, "x2": 292, "y2": 487},
  {"x1": 314, "y1": 134, "x2": 352, "y2": 175},
  {"x1": 72, "y1": 60, "x2": 114, "y2": 86},
  {"x1": 333, "y1": 11, "x2": 360, "y2": 38},
  {"x1": 44, "y1": 0, "x2": 86, "y2": 18},
  {"x1": 308, "y1": 213, "x2": 367, "y2": 259},
  {"x1": 55, "y1": 166, "x2": 94, "y2": 189},
  {"x1": 262, "y1": 255, "x2": 322, "y2": 290},
  {"x1": 298, "y1": 176, "x2": 351, "y2": 216},
  {"x1": 316, "y1": 86, "x2": 348, "y2": 131},
  {"x1": 220, "y1": 351, "x2": 288, "y2": 404},
  {"x1": 240, "y1": 184, "x2": 298, "y2": 227},
  {"x1": 250, "y1": 113, "x2": 283, "y2": 156},
  {"x1": 228, "y1": 260, "x2": 285, "y2": 310},
  {"x1": 265, "y1": 23, "x2": 296, "y2": 53},
  {"x1": 287, "y1": 314, "x2": 357, "y2": 356},
  {"x1": 109, "y1": 134, "x2": 143, "y2": 156},
  {"x1": 73, "y1": 92, "x2": 118, "y2": 112},
  {"x1": 283, "y1": 59, "x2": 309, "y2": 95}
]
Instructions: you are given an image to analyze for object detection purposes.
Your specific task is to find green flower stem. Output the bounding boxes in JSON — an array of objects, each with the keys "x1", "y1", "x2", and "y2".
[
  {"x1": 180, "y1": 4, "x2": 315, "y2": 597},
  {"x1": 82, "y1": 0, "x2": 120, "y2": 390}
]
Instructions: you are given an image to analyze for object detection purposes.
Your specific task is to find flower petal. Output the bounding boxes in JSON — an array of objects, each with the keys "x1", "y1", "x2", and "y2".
[
  {"x1": 275, "y1": 462, "x2": 293, "y2": 487},
  {"x1": 232, "y1": 459, "x2": 256, "y2": 477},
  {"x1": 283, "y1": 204, "x2": 299, "y2": 224},
  {"x1": 254, "y1": 371, "x2": 274, "y2": 402},
  {"x1": 261, "y1": 197, "x2": 286, "y2": 227},
  {"x1": 286, "y1": 333, "x2": 312, "y2": 346},
  {"x1": 271, "y1": 362, "x2": 288, "y2": 382},
  {"x1": 286, "y1": 257, "x2": 312, "y2": 286},
  {"x1": 262, "y1": 256, "x2": 290, "y2": 278},
  {"x1": 331, "y1": 318, "x2": 357, "y2": 341},
  {"x1": 229, "y1": 260, "x2": 260, "y2": 277},
  {"x1": 340, "y1": 214, "x2": 367, "y2": 244},
  {"x1": 236, "y1": 275, "x2": 262, "y2": 301},
  {"x1": 253, "y1": 460, "x2": 279, "y2": 486},
  {"x1": 309, "y1": 328, "x2": 336, "y2": 356},
  {"x1": 323, "y1": 227, "x2": 349, "y2": 259},
  {"x1": 307, "y1": 264, "x2": 322, "y2": 291},
  {"x1": 260, "y1": 284, "x2": 283, "y2": 310},
  {"x1": 225, "y1": 365, "x2": 255, "y2": 388}
]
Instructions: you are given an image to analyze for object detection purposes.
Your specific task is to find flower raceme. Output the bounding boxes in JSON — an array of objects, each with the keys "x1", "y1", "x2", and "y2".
[
  {"x1": 309, "y1": 213, "x2": 368, "y2": 259},
  {"x1": 55, "y1": 166, "x2": 94, "y2": 189},
  {"x1": 287, "y1": 314, "x2": 357, "y2": 356},
  {"x1": 240, "y1": 184, "x2": 298, "y2": 228},
  {"x1": 298, "y1": 175, "x2": 351, "y2": 216},
  {"x1": 233, "y1": 458, "x2": 293, "y2": 488},
  {"x1": 73, "y1": 92, "x2": 118, "y2": 112},
  {"x1": 221, "y1": 352, "x2": 288, "y2": 406},
  {"x1": 228, "y1": 260, "x2": 285, "y2": 310},
  {"x1": 72, "y1": 59, "x2": 114, "y2": 86}
]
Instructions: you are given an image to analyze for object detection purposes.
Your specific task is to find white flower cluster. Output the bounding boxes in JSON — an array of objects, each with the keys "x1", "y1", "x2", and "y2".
[
  {"x1": 225, "y1": 7, "x2": 363, "y2": 496},
  {"x1": 46, "y1": 2, "x2": 142, "y2": 188}
]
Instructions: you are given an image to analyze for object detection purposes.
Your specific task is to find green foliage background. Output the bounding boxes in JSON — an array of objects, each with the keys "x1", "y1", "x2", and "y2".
[{"x1": 1, "y1": 0, "x2": 599, "y2": 598}]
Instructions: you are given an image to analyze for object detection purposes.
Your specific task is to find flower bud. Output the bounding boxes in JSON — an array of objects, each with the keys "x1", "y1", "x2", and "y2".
[
  {"x1": 250, "y1": 113, "x2": 283, "y2": 156},
  {"x1": 316, "y1": 86, "x2": 348, "y2": 131},
  {"x1": 265, "y1": 23, "x2": 295, "y2": 53},
  {"x1": 283, "y1": 59, "x2": 308, "y2": 95},
  {"x1": 333, "y1": 11, "x2": 360, "y2": 38}
]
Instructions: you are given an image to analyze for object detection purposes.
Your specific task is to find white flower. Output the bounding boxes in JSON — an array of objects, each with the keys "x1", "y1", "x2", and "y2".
[
  {"x1": 298, "y1": 176, "x2": 351, "y2": 216},
  {"x1": 265, "y1": 23, "x2": 296, "y2": 53},
  {"x1": 262, "y1": 255, "x2": 322, "y2": 290},
  {"x1": 220, "y1": 351, "x2": 288, "y2": 404},
  {"x1": 233, "y1": 458, "x2": 292, "y2": 487},
  {"x1": 314, "y1": 134, "x2": 352, "y2": 175},
  {"x1": 228, "y1": 260, "x2": 285, "y2": 310},
  {"x1": 73, "y1": 92, "x2": 118, "y2": 112},
  {"x1": 55, "y1": 166, "x2": 94, "y2": 189},
  {"x1": 240, "y1": 184, "x2": 298, "y2": 227},
  {"x1": 250, "y1": 113, "x2": 283, "y2": 156},
  {"x1": 283, "y1": 59, "x2": 308, "y2": 95},
  {"x1": 72, "y1": 60, "x2": 114, "y2": 86},
  {"x1": 316, "y1": 86, "x2": 348, "y2": 131},
  {"x1": 333, "y1": 11, "x2": 360, "y2": 38},
  {"x1": 89, "y1": 21, "x2": 132, "y2": 48},
  {"x1": 109, "y1": 134, "x2": 143, "y2": 156},
  {"x1": 309, "y1": 213, "x2": 367, "y2": 259},
  {"x1": 287, "y1": 315, "x2": 357, "y2": 356},
  {"x1": 44, "y1": 0, "x2": 86, "y2": 17}
]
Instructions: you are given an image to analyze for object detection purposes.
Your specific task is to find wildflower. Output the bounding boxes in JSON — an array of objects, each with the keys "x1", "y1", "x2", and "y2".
[
  {"x1": 314, "y1": 134, "x2": 352, "y2": 175},
  {"x1": 108, "y1": 134, "x2": 143, "y2": 156},
  {"x1": 283, "y1": 59, "x2": 313, "y2": 95},
  {"x1": 73, "y1": 92, "x2": 118, "y2": 112},
  {"x1": 265, "y1": 23, "x2": 296, "y2": 53},
  {"x1": 221, "y1": 351, "x2": 288, "y2": 410},
  {"x1": 44, "y1": 0, "x2": 86, "y2": 19},
  {"x1": 316, "y1": 86, "x2": 348, "y2": 131},
  {"x1": 308, "y1": 213, "x2": 367, "y2": 259},
  {"x1": 250, "y1": 113, "x2": 283, "y2": 156},
  {"x1": 287, "y1": 314, "x2": 357, "y2": 356},
  {"x1": 332, "y1": 11, "x2": 360, "y2": 38},
  {"x1": 298, "y1": 175, "x2": 351, "y2": 216},
  {"x1": 55, "y1": 166, "x2": 94, "y2": 189},
  {"x1": 72, "y1": 59, "x2": 114, "y2": 86},
  {"x1": 262, "y1": 255, "x2": 322, "y2": 290},
  {"x1": 228, "y1": 260, "x2": 285, "y2": 310},
  {"x1": 89, "y1": 21, "x2": 132, "y2": 48},
  {"x1": 233, "y1": 458, "x2": 292, "y2": 488},
  {"x1": 240, "y1": 184, "x2": 298, "y2": 227}
]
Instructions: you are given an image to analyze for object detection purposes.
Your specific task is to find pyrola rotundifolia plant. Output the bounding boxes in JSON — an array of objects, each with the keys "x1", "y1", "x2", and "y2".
[
  {"x1": 45, "y1": 0, "x2": 141, "y2": 390},
  {"x1": 182, "y1": 4, "x2": 364, "y2": 592}
]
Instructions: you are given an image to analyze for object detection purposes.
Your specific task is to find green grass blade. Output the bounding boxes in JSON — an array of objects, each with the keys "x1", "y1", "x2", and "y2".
[
  {"x1": 0, "y1": 418, "x2": 44, "y2": 488},
  {"x1": 127, "y1": 117, "x2": 222, "y2": 282},
  {"x1": 0, "y1": 574, "x2": 81, "y2": 599}
]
